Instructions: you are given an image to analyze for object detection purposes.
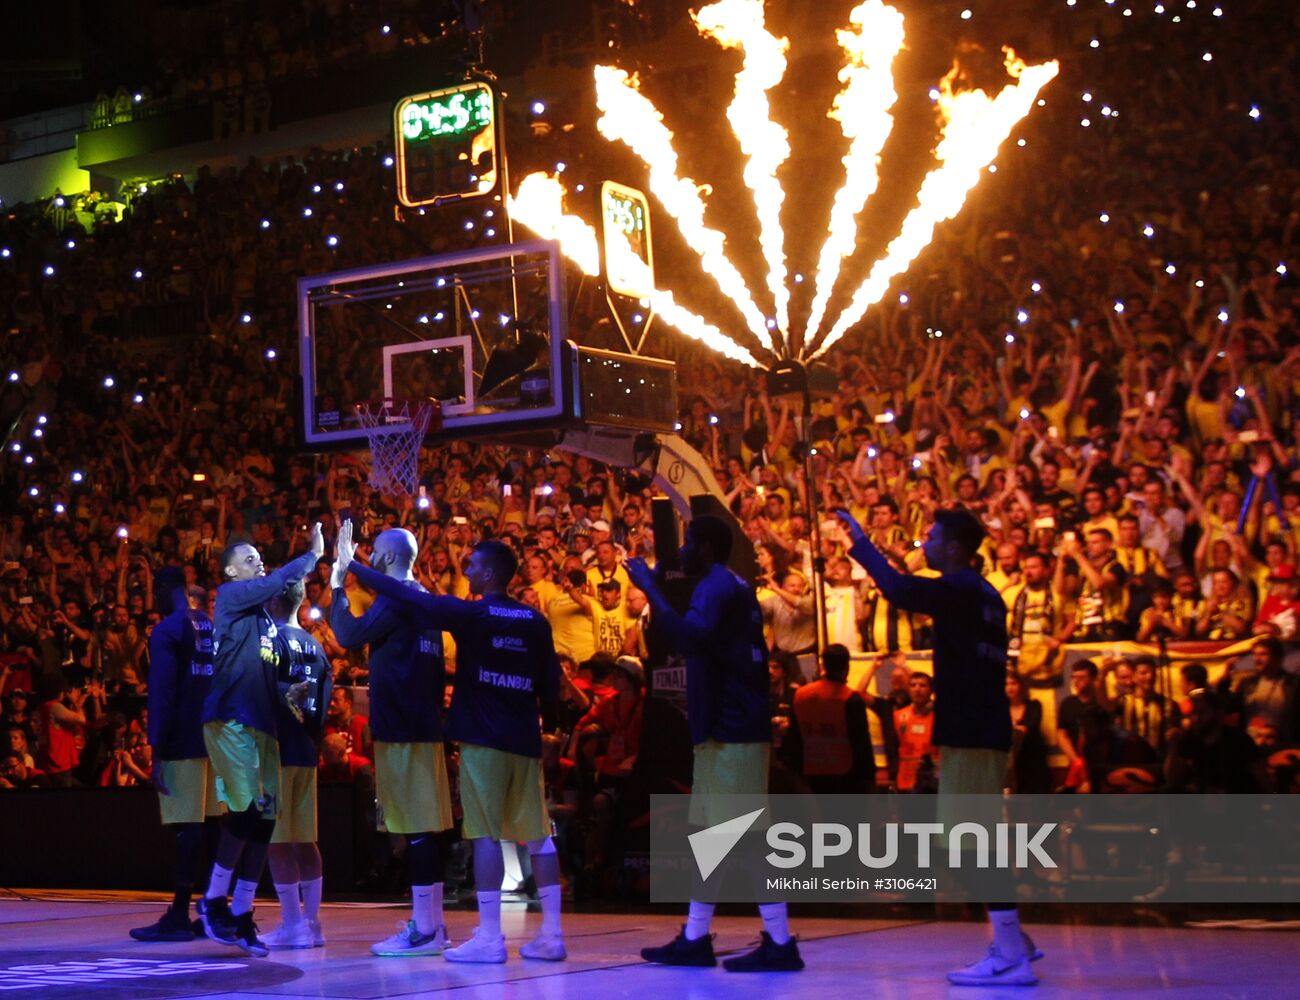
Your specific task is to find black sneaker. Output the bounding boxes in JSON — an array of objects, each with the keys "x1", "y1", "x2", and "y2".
[
  {"x1": 722, "y1": 932, "x2": 805, "y2": 972},
  {"x1": 198, "y1": 895, "x2": 238, "y2": 945},
  {"x1": 640, "y1": 926, "x2": 717, "y2": 967},
  {"x1": 232, "y1": 910, "x2": 270, "y2": 957},
  {"x1": 130, "y1": 908, "x2": 195, "y2": 942}
]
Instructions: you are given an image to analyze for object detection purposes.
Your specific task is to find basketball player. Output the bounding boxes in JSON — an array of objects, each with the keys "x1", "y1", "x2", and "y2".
[
  {"x1": 336, "y1": 532, "x2": 564, "y2": 963},
  {"x1": 330, "y1": 521, "x2": 455, "y2": 957},
  {"x1": 130, "y1": 566, "x2": 218, "y2": 942},
  {"x1": 837, "y1": 507, "x2": 1042, "y2": 986},
  {"x1": 199, "y1": 525, "x2": 324, "y2": 956},
  {"x1": 627, "y1": 515, "x2": 804, "y2": 972},
  {"x1": 262, "y1": 579, "x2": 331, "y2": 950}
]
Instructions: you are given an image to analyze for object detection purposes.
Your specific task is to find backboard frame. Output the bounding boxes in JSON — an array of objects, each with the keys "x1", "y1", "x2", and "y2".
[{"x1": 297, "y1": 239, "x2": 567, "y2": 452}]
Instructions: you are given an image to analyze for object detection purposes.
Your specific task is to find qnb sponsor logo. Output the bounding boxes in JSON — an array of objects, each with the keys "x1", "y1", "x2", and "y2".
[
  {"x1": 490, "y1": 636, "x2": 527, "y2": 652},
  {"x1": 419, "y1": 637, "x2": 441, "y2": 656},
  {"x1": 0, "y1": 958, "x2": 247, "y2": 989},
  {"x1": 766, "y1": 821, "x2": 1058, "y2": 869},
  {"x1": 477, "y1": 668, "x2": 534, "y2": 692}
]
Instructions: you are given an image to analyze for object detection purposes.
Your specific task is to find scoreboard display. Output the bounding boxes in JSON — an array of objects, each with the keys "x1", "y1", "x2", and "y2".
[
  {"x1": 394, "y1": 82, "x2": 499, "y2": 207},
  {"x1": 600, "y1": 180, "x2": 654, "y2": 299}
]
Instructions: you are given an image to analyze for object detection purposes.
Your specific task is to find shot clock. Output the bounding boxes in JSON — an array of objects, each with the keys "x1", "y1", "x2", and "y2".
[{"x1": 394, "y1": 82, "x2": 500, "y2": 207}]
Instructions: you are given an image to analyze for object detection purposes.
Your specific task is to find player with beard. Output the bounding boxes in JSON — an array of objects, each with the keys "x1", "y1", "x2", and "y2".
[{"x1": 198, "y1": 525, "x2": 324, "y2": 956}]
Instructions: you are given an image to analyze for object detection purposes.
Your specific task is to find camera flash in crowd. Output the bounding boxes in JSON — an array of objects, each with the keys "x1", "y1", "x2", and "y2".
[
  {"x1": 417, "y1": 496, "x2": 431, "y2": 510},
  {"x1": 103, "y1": 376, "x2": 115, "y2": 388},
  {"x1": 1235, "y1": 386, "x2": 1246, "y2": 399},
  {"x1": 117, "y1": 526, "x2": 129, "y2": 539},
  {"x1": 71, "y1": 471, "x2": 83, "y2": 482},
  {"x1": 192, "y1": 473, "x2": 206, "y2": 482}
]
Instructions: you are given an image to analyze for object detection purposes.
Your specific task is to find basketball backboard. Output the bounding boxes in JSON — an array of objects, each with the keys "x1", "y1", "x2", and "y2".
[{"x1": 297, "y1": 239, "x2": 568, "y2": 451}]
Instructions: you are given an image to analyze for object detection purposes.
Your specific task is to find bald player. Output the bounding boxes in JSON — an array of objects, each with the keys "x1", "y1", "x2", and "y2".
[
  {"x1": 331, "y1": 522, "x2": 454, "y2": 957},
  {"x1": 337, "y1": 531, "x2": 564, "y2": 965}
]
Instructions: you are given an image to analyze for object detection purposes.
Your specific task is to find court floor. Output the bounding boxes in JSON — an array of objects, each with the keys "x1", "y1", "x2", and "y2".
[{"x1": 1, "y1": 894, "x2": 1296, "y2": 999}]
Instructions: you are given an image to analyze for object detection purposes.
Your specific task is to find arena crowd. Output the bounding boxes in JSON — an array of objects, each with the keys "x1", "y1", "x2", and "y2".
[{"x1": 1, "y1": 0, "x2": 1298, "y2": 895}]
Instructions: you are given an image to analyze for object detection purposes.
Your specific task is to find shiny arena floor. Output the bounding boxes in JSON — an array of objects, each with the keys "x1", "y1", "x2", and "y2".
[{"x1": 2, "y1": 894, "x2": 1298, "y2": 999}]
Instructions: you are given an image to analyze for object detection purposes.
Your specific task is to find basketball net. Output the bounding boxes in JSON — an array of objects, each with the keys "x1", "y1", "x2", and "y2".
[{"x1": 354, "y1": 398, "x2": 437, "y2": 497}]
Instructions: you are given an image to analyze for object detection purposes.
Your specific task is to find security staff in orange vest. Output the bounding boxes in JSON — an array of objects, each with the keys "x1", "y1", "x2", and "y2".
[{"x1": 783, "y1": 644, "x2": 873, "y2": 793}]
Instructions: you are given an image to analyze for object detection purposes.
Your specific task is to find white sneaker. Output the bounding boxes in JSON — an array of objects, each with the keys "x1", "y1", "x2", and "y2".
[
  {"x1": 371, "y1": 920, "x2": 449, "y2": 957},
  {"x1": 308, "y1": 917, "x2": 326, "y2": 947},
  {"x1": 947, "y1": 945, "x2": 1038, "y2": 986},
  {"x1": 262, "y1": 921, "x2": 314, "y2": 950},
  {"x1": 443, "y1": 927, "x2": 507, "y2": 964},
  {"x1": 519, "y1": 931, "x2": 567, "y2": 961}
]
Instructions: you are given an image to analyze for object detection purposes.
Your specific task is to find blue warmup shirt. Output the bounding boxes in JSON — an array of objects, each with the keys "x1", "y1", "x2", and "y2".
[
  {"x1": 273, "y1": 622, "x2": 333, "y2": 768},
  {"x1": 147, "y1": 606, "x2": 214, "y2": 761},
  {"x1": 642, "y1": 562, "x2": 771, "y2": 747},
  {"x1": 331, "y1": 581, "x2": 445, "y2": 744},
  {"x1": 350, "y1": 563, "x2": 559, "y2": 758},
  {"x1": 847, "y1": 537, "x2": 1011, "y2": 751},
  {"x1": 203, "y1": 548, "x2": 318, "y2": 736}
]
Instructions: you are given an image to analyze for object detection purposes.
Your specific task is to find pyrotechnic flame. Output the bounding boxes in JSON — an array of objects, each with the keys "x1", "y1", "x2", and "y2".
[
  {"x1": 594, "y1": 65, "x2": 777, "y2": 354},
  {"x1": 506, "y1": 173, "x2": 600, "y2": 276},
  {"x1": 807, "y1": 50, "x2": 1059, "y2": 360},
  {"x1": 509, "y1": 171, "x2": 764, "y2": 369},
  {"x1": 651, "y1": 288, "x2": 764, "y2": 368},
  {"x1": 799, "y1": 0, "x2": 905, "y2": 356},
  {"x1": 694, "y1": 0, "x2": 793, "y2": 348}
]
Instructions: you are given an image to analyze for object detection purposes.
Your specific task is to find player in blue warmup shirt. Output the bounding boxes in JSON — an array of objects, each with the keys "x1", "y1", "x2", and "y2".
[
  {"x1": 336, "y1": 531, "x2": 565, "y2": 964},
  {"x1": 198, "y1": 524, "x2": 324, "y2": 957},
  {"x1": 836, "y1": 506, "x2": 1041, "y2": 987},
  {"x1": 130, "y1": 566, "x2": 218, "y2": 943},
  {"x1": 261, "y1": 578, "x2": 332, "y2": 951},
  {"x1": 330, "y1": 522, "x2": 455, "y2": 958},
  {"x1": 628, "y1": 514, "x2": 804, "y2": 973}
]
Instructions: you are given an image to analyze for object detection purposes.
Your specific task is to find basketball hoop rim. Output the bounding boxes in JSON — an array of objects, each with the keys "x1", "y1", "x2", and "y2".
[{"x1": 352, "y1": 396, "x2": 441, "y2": 433}]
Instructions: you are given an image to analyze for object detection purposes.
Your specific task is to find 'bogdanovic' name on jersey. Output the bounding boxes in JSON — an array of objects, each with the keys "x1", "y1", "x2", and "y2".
[{"x1": 487, "y1": 604, "x2": 535, "y2": 620}]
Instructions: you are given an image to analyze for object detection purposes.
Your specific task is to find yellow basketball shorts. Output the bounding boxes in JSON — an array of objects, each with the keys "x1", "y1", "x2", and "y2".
[
  {"x1": 936, "y1": 746, "x2": 1010, "y2": 836},
  {"x1": 270, "y1": 765, "x2": 318, "y2": 843},
  {"x1": 202, "y1": 721, "x2": 281, "y2": 819},
  {"x1": 374, "y1": 741, "x2": 454, "y2": 835},
  {"x1": 688, "y1": 740, "x2": 771, "y2": 829},
  {"x1": 156, "y1": 757, "x2": 223, "y2": 825},
  {"x1": 458, "y1": 743, "x2": 550, "y2": 843}
]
